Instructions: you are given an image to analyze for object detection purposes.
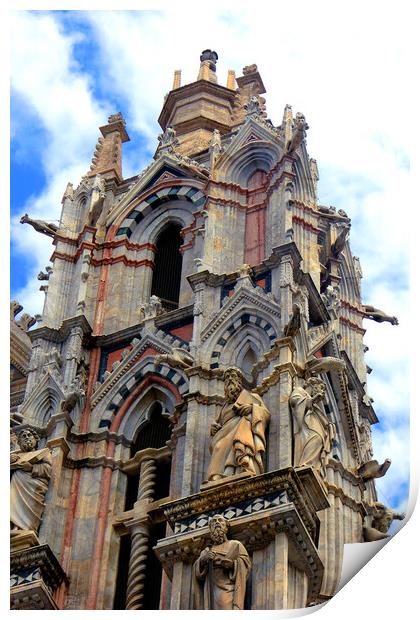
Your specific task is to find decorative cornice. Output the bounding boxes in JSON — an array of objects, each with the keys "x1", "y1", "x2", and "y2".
[
  {"x1": 10, "y1": 544, "x2": 68, "y2": 591},
  {"x1": 28, "y1": 315, "x2": 92, "y2": 345}
]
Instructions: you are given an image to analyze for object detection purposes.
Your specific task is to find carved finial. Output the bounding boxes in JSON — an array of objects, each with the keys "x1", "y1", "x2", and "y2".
[
  {"x1": 244, "y1": 95, "x2": 263, "y2": 118},
  {"x1": 11, "y1": 300, "x2": 23, "y2": 319},
  {"x1": 139, "y1": 295, "x2": 164, "y2": 320},
  {"x1": 87, "y1": 113, "x2": 129, "y2": 181},
  {"x1": 107, "y1": 111, "x2": 125, "y2": 125},
  {"x1": 155, "y1": 126, "x2": 180, "y2": 158},
  {"x1": 172, "y1": 69, "x2": 181, "y2": 89},
  {"x1": 243, "y1": 64, "x2": 258, "y2": 75},
  {"x1": 226, "y1": 69, "x2": 236, "y2": 89},
  {"x1": 62, "y1": 182, "x2": 74, "y2": 203},
  {"x1": 198, "y1": 49, "x2": 218, "y2": 83}
]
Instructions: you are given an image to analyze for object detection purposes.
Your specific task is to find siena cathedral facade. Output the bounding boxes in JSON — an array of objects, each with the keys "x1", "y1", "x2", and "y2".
[{"x1": 10, "y1": 50, "x2": 403, "y2": 610}]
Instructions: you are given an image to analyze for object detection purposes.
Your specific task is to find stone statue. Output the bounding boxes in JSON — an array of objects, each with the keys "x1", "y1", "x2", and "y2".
[
  {"x1": 10, "y1": 428, "x2": 52, "y2": 535},
  {"x1": 20, "y1": 213, "x2": 58, "y2": 238},
  {"x1": 362, "y1": 305, "x2": 398, "y2": 325},
  {"x1": 290, "y1": 377, "x2": 335, "y2": 476},
  {"x1": 205, "y1": 367, "x2": 270, "y2": 483},
  {"x1": 193, "y1": 515, "x2": 251, "y2": 610},
  {"x1": 363, "y1": 502, "x2": 405, "y2": 541}
]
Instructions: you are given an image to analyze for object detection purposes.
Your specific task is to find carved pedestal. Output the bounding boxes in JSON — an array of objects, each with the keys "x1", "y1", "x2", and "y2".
[
  {"x1": 10, "y1": 536, "x2": 67, "y2": 610},
  {"x1": 155, "y1": 466, "x2": 329, "y2": 609}
]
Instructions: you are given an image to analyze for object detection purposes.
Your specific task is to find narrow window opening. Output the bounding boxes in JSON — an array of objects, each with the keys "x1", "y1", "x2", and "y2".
[{"x1": 151, "y1": 223, "x2": 183, "y2": 311}]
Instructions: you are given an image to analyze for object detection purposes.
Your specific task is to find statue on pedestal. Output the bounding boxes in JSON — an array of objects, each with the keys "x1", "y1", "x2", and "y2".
[
  {"x1": 193, "y1": 515, "x2": 251, "y2": 610},
  {"x1": 290, "y1": 377, "x2": 335, "y2": 476},
  {"x1": 10, "y1": 428, "x2": 52, "y2": 535},
  {"x1": 205, "y1": 367, "x2": 270, "y2": 482}
]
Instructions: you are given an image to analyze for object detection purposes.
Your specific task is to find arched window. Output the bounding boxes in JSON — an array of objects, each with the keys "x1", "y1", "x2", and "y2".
[
  {"x1": 244, "y1": 169, "x2": 267, "y2": 266},
  {"x1": 151, "y1": 223, "x2": 183, "y2": 310},
  {"x1": 114, "y1": 403, "x2": 173, "y2": 610}
]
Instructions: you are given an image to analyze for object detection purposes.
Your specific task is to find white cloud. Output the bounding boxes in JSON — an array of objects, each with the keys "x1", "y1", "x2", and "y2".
[{"x1": 11, "y1": 11, "x2": 110, "y2": 315}]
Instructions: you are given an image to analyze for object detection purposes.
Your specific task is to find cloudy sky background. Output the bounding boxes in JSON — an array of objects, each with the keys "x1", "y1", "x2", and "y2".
[{"x1": 10, "y1": 5, "x2": 411, "y2": 516}]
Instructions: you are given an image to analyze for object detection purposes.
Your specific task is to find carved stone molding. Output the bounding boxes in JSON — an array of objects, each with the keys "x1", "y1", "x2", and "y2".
[{"x1": 10, "y1": 543, "x2": 67, "y2": 610}]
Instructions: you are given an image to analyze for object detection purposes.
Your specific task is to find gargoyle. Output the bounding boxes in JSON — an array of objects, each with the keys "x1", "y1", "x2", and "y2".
[
  {"x1": 37, "y1": 266, "x2": 52, "y2": 281},
  {"x1": 331, "y1": 226, "x2": 350, "y2": 258},
  {"x1": 362, "y1": 305, "x2": 398, "y2": 325},
  {"x1": 61, "y1": 376, "x2": 85, "y2": 413},
  {"x1": 358, "y1": 458, "x2": 391, "y2": 482},
  {"x1": 155, "y1": 348, "x2": 194, "y2": 370},
  {"x1": 305, "y1": 355, "x2": 346, "y2": 377},
  {"x1": 283, "y1": 304, "x2": 301, "y2": 337},
  {"x1": 20, "y1": 213, "x2": 58, "y2": 238},
  {"x1": 363, "y1": 501, "x2": 405, "y2": 541},
  {"x1": 286, "y1": 112, "x2": 309, "y2": 153}
]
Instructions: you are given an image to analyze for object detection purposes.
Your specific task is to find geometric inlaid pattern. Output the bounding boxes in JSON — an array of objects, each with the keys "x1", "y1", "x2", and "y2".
[
  {"x1": 173, "y1": 490, "x2": 288, "y2": 534},
  {"x1": 11, "y1": 568, "x2": 42, "y2": 588},
  {"x1": 116, "y1": 185, "x2": 206, "y2": 238}
]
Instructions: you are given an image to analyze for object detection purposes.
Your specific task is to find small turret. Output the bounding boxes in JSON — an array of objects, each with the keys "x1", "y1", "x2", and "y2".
[{"x1": 87, "y1": 112, "x2": 130, "y2": 183}]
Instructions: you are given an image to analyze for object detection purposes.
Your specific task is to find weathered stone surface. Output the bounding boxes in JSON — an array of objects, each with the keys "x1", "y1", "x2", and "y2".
[{"x1": 10, "y1": 49, "x2": 394, "y2": 611}]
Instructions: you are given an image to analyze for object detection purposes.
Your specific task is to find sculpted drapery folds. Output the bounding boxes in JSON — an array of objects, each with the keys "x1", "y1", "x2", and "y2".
[
  {"x1": 290, "y1": 377, "x2": 335, "y2": 477},
  {"x1": 10, "y1": 428, "x2": 52, "y2": 534},
  {"x1": 193, "y1": 515, "x2": 251, "y2": 610},
  {"x1": 206, "y1": 367, "x2": 270, "y2": 483}
]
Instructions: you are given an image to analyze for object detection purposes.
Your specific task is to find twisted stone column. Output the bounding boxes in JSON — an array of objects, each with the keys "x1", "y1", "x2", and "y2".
[{"x1": 125, "y1": 458, "x2": 156, "y2": 610}]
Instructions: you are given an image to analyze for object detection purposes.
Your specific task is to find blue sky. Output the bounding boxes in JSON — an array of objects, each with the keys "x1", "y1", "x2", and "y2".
[{"x1": 10, "y1": 7, "x2": 410, "y2": 515}]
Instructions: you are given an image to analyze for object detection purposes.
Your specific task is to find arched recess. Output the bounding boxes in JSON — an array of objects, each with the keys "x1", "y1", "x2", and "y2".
[
  {"x1": 220, "y1": 141, "x2": 280, "y2": 187},
  {"x1": 150, "y1": 222, "x2": 183, "y2": 310},
  {"x1": 91, "y1": 357, "x2": 187, "y2": 433},
  {"x1": 112, "y1": 379, "x2": 180, "y2": 610},
  {"x1": 244, "y1": 168, "x2": 268, "y2": 266},
  {"x1": 114, "y1": 184, "x2": 206, "y2": 239},
  {"x1": 236, "y1": 340, "x2": 259, "y2": 382},
  {"x1": 209, "y1": 315, "x2": 277, "y2": 370}
]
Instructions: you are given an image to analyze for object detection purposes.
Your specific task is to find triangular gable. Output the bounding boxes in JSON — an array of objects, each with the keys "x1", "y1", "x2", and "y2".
[
  {"x1": 216, "y1": 117, "x2": 283, "y2": 169},
  {"x1": 19, "y1": 371, "x2": 66, "y2": 426},
  {"x1": 106, "y1": 154, "x2": 198, "y2": 228}
]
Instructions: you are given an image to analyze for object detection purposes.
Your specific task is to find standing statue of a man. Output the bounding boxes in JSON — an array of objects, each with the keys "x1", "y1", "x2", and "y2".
[
  {"x1": 289, "y1": 377, "x2": 335, "y2": 476},
  {"x1": 206, "y1": 367, "x2": 270, "y2": 483},
  {"x1": 193, "y1": 515, "x2": 251, "y2": 610},
  {"x1": 10, "y1": 428, "x2": 52, "y2": 535}
]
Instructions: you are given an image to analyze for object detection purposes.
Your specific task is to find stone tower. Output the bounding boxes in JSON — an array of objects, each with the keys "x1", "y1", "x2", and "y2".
[{"x1": 11, "y1": 51, "x2": 402, "y2": 610}]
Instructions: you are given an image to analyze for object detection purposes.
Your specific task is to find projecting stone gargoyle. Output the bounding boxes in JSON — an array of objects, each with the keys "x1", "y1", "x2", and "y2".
[
  {"x1": 362, "y1": 305, "x2": 398, "y2": 325},
  {"x1": 20, "y1": 213, "x2": 58, "y2": 238},
  {"x1": 305, "y1": 355, "x2": 346, "y2": 377},
  {"x1": 331, "y1": 226, "x2": 350, "y2": 258},
  {"x1": 286, "y1": 112, "x2": 309, "y2": 153},
  {"x1": 358, "y1": 458, "x2": 391, "y2": 482},
  {"x1": 283, "y1": 304, "x2": 301, "y2": 337},
  {"x1": 363, "y1": 501, "x2": 405, "y2": 542},
  {"x1": 37, "y1": 266, "x2": 53, "y2": 281},
  {"x1": 155, "y1": 348, "x2": 195, "y2": 369}
]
